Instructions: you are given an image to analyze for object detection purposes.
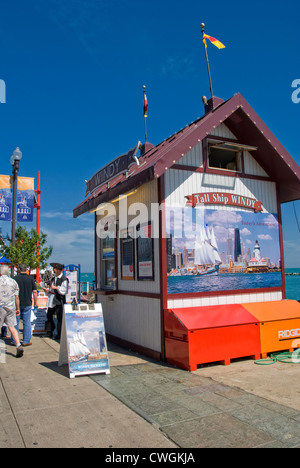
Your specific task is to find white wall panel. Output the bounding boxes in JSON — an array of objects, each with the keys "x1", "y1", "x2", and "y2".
[
  {"x1": 244, "y1": 151, "x2": 269, "y2": 177},
  {"x1": 167, "y1": 291, "x2": 283, "y2": 309},
  {"x1": 96, "y1": 179, "x2": 161, "y2": 294},
  {"x1": 210, "y1": 123, "x2": 237, "y2": 140},
  {"x1": 165, "y1": 170, "x2": 278, "y2": 214},
  {"x1": 117, "y1": 179, "x2": 160, "y2": 294},
  {"x1": 176, "y1": 141, "x2": 203, "y2": 167},
  {"x1": 100, "y1": 295, "x2": 161, "y2": 353}
]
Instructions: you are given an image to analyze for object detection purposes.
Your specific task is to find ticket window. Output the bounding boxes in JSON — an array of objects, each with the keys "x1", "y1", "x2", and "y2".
[{"x1": 100, "y1": 235, "x2": 117, "y2": 290}]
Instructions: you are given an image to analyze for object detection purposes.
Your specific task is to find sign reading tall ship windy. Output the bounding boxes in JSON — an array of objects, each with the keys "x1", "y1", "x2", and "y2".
[{"x1": 185, "y1": 192, "x2": 263, "y2": 212}]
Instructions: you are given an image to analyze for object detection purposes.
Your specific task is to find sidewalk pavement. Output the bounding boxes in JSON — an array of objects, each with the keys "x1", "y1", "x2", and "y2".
[{"x1": 1, "y1": 334, "x2": 300, "y2": 448}]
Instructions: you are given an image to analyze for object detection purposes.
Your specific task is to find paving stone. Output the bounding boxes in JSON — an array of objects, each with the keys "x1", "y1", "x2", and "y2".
[
  {"x1": 196, "y1": 392, "x2": 243, "y2": 411},
  {"x1": 91, "y1": 351, "x2": 300, "y2": 449},
  {"x1": 161, "y1": 413, "x2": 274, "y2": 448},
  {"x1": 150, "y1": 407, "x2": 199, "y2": 427}
]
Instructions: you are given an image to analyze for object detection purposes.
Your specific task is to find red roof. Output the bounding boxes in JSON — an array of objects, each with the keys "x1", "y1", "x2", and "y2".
[{"x1": 74, "y1": 93, "x2": 300, "y2": 218}]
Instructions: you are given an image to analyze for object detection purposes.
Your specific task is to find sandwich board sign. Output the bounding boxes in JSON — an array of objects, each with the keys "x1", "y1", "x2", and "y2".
[
  {"x1": 31, "y1": 293, "x2": 48, "y2": 335},
  {"x1": 58, "y1": 303, "x2": 110, "y2": 379}
]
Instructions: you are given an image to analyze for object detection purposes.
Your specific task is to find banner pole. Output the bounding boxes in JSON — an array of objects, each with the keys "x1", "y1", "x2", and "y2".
[{"x1": 35, "y1": 172, "x2": 41, "y2": 283}]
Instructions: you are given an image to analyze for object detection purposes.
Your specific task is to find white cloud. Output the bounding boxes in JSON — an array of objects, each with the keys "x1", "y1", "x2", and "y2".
[
  {"x1": 240, "y1": 227, "x2": 251, "y2": 236},
  {"x1": 206, "y1": 210, "x2": 243, "y2": 225},
  {"x1": 42, "y1": 211, "x2": 73, "y2": 219},
  {"x1": 44, "y1": 226, "x2": 94, "y2": 272},
  {"x1": 258, "y1": 234, "x2": 272, "y2": 240},
  {"x1": 262, "y1": 214, "x2": 278, "y2": 229}
]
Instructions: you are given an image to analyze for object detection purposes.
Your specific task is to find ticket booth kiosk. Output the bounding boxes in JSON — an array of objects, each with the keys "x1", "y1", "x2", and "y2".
[{"x1": 74, "y1": 93, "x2": 300, "y2": 369}]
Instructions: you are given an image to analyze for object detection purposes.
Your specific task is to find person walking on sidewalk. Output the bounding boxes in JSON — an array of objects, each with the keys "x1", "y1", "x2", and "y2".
[
  {"x1": 14, "y1": 263, "x2": 38, "y2": 347},
  {"x1": 43, "y1": 263, "x2": 68, "y2": 341},
  {"x1": 0, "y1": 265, "x2": 24, "y2": 358}
]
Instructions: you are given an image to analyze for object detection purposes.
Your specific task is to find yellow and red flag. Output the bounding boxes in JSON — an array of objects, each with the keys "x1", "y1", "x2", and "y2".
[{"x1": 203, "y1": 33, "x2": 225, "y2": 49}]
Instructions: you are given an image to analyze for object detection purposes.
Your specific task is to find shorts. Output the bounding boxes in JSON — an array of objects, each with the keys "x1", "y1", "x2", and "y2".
[{"x1": 0, "y1": 307, "x2": 17, "y2": 328}]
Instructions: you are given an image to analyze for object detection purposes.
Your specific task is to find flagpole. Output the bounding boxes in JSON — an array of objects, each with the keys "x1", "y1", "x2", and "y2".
[
  {"x1": 143, "y1": 85, "x2": 147, "y2": 144},
  {"x1": 201, "y1": 23, "x2": 214, "y2": 100}
]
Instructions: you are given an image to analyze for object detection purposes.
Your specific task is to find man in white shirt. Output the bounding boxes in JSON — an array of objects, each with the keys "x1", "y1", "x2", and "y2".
[
  {"x1": 0, "y1": 265, "x2": 24, "y2": 357},
  {"x1": 43, "y1": 263, "x2": 68, "y2": 341}
]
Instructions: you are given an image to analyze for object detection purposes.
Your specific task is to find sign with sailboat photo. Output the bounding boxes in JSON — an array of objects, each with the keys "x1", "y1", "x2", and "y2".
[
  {"x1": 58, "y1": 304, "x2": 110, "y2": 379},
  {"x1": 166, "y1": 204, "x2": 283, "y2": 295}
]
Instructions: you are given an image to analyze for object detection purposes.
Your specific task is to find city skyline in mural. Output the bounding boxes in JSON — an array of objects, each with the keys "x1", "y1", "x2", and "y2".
[{"x1": 166, "y1": 207, "x2": 282, "y2": 294}]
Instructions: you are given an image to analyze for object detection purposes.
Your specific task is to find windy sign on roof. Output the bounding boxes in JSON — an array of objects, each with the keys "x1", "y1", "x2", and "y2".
[{"x1": 85, "y1": 141, "x2": 141, "y2": 196}]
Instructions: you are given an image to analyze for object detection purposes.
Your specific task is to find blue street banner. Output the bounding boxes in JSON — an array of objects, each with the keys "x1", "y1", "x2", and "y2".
[
  {"x1": 0, "y1": 175, "x2": 35, "y2": 223},
  {"x1": 0, "y1": 175, "x2": 12, "y2": 221},
  {"x1": 17, "y1": 177, "x2": 34, "y2": 222}
]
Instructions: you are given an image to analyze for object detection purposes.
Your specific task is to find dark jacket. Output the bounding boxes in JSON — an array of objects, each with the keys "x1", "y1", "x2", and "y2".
[{"x1": 50, "y1": 275, "x2": 68, "y2": 305}]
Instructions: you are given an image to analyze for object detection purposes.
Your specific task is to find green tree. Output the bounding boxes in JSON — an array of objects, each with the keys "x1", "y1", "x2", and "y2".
[{"x1": 0, "y1": 226, "x2": 53, "y2": 272}]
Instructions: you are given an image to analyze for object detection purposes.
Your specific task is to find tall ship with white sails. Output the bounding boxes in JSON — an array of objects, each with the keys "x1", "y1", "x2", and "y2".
[
  {"x1": 194, "y1": 225, "x2": 222, "y2": 275},
  {"x1": 169, "y1": 224, "x2": 222, "y2": 277},
  {"x1": 69, "y1": 331, "x2": 91, "y2": 362}
]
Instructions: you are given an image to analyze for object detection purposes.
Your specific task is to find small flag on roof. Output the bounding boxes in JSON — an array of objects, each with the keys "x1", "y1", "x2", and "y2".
[
  {"x1": 143, "y1": 90, "x2": 148, "y2": 118},
  {"x1": 203, "y1": 33, "x2": 225, "y2": 49}
]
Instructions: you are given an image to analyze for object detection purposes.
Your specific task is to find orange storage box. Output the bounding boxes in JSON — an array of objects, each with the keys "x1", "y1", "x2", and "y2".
[
  {"x1": 164, "y1": 304, "x2": 261, "y2": 371},
  {"x1": 243, "y1": 300, "x2": 300, "y2": 358}
]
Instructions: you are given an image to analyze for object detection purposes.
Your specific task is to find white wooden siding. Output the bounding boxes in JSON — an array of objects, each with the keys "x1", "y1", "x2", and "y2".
[
  {"x1": 210, "y1": 123, "x2": 237, "y2": 140},
  {"x1": 96, "y1": 179, "x2": 160, "y2": 294},
  {"x1": 95, "y1": 179, "x2": 162, "y2": 353},
  {"x1": 100, "y1": 295, "x2": 161, "y2": 353},
  {"x1": 176, "y1": 123, "x2": 269, "y2": 177},
  {"x1": 167, "y1": 291, "x2": 282, "y2": 309},
  {"x1": 244, "y1": 151, "x2": 269, "y2": 177},
  {"x1": 165, "y1": 170, "x2": 278, "y2": 214},
  {"x1": 176, "y1": 142, "x2": 203, "y2": 167},
  {"x1": 116, "y1": 179, "x2": 160, "y2": 294}
]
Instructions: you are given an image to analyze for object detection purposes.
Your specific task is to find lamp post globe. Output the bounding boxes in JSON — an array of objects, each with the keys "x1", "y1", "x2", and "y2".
[{"x1": 10, "y1": 147, "x2": 22, "y2": 167}]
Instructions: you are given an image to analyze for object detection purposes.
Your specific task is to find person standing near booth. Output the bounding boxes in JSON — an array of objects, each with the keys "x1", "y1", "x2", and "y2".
[
  {"x1": 0, "y1": 265, "x2": 24, "y2": 358},
  {"x1": 43, "y1": 263, "x2": 68, "y2": 341},
  {"x1": 14, "y1": 263, "x2": 38, "y2": 346}
]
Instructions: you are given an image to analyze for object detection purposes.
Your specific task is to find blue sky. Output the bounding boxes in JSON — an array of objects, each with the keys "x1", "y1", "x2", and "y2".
[{"x1": 0, "y1": 0, "x2": 299, "y2": 271}]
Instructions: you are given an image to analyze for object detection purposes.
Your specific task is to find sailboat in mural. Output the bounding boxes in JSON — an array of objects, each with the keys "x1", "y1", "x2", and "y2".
[
  {"x1": 69, "y1": 331, "x2": 90, "y2": 362},
  {"x1": 194, "y1": 225, "x2": 222, "y2": 276}
]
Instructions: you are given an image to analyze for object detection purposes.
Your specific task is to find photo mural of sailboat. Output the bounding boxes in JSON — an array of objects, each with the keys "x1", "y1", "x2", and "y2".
[
  {"x1": 194, "y1": 225, "x2": 222, "y2": 276},
  {"x1": 69, "y1": 331, "x2": 91, "y2": 362}
]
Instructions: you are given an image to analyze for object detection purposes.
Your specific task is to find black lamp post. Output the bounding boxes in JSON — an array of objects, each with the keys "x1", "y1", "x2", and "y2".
[{"x1": 10, "y1": 147, "x2": 22, "y2": 275}]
